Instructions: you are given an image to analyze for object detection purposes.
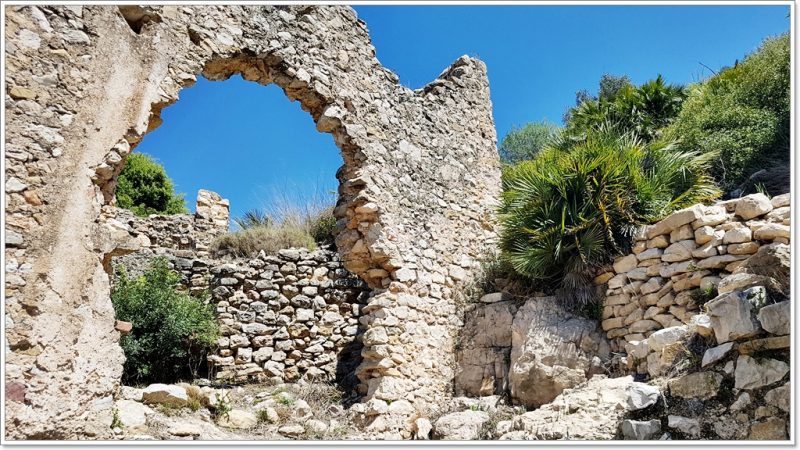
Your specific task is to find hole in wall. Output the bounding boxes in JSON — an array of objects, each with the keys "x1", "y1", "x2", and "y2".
[{"x1": 117, "y1": 5, "x2": 162, "y2": 34}]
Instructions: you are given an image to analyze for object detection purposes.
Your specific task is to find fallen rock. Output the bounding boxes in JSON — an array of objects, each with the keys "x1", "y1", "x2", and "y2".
[
  {"x1": 168, "y1": 422, "x2": 203, "y2": 437},
  {"x1": 141, "y1": 384, "x2": 188, "y2": 407},
  {"x1": 621, "y1": 419, "x2": 661, "y2": 440},
  {"x1": 669, "y1": 372, "x2": 722, "y2": 400},
  {"x1": 626, "y1": 383, "x2": 660, "y2": 411},
  {"x1": 734, "y1": 355, "x2": 789, "y2": 390},
  {"x1": 511, "y1": 375, "x2": 637, "y2": 440},
  {"x1": 433, "y1": 411, "x2": 490, "y2": 440},
  {"x1": 667, "y1": 415, "x2": 700, "y2": 438},
  {"x1": 305, "y1": 419, "x2": 328, "y2": 434},
  {"x1": 278, "y1": 424, "x2": 305, "y2": 437},
  {"x1": 115, "y1": 400, "x2": 148, "y2": 431},
  {"x1": 216, "y1": 409, "x2": 257, "y2": 429}
]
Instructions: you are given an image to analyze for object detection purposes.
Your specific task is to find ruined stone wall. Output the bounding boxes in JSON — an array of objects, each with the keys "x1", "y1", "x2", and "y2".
[
  {"x1": 597, "y1": 193, "x2": 790, "y2": 375},
  {"x1": 207, "y1": 247, "x2": 370, "y2": 387},
  {"x1": 4, "y1": 5, "x2": 500, "y2": 439}
]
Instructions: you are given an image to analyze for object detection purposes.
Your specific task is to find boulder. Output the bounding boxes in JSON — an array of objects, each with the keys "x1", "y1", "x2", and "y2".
[
  {"x1": 734, "y1": 355, "x2": 789, "y2": 390},
  {"x1": 647, "y1": 205, "x2": 703, "y2": 239},
  {"x1": 667, "y1": 415, "x2": 700, "y2": 438},
  {"x1": 734, "y1": 193, "x2": 773, "y2": 220},
  {"x1": 455, "y1": 301, "x2": 517, "y2": 397},
  {"x1": 433, "y1": 411, "x2": 490, "y2": 440},
  {"x1": 757, "y1": 301, "x2": 790, "y2": 335},
  {"x1": 621, "y1": 419, "x2": 661, "y2": 440},
  {"x1": 141, "y1": 384, "x2": 188, "y2": 407},
  {"x1": 625, "y1": 383, "x2": 660, "y2": 410},
  {"x1": 705, "y1": 288, "x2": 765, "y2": 343},
  {"x1": 509, "y1": 298, "x2": 608, "y2": 408},
  {"x1": 216, "y1": 409, "x2": 257, "y2": 429},
  {"x1": 770, "y1": 193, "x2": 790, "y2": 208},
  {"x1": 668, "y1": 372, "x2": 722, "y2": 400}
]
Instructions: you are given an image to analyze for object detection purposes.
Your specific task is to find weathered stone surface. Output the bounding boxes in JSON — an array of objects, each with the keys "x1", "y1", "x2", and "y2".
[
  {"x1": 455, "y1": 301, "x2": 517, "y2": 397},
  {"x1": 734, "y1": 355, "x2": 789, "y2": 390},
  {"x1": 667, "y1": 415, "x2": 700, "y2": 438},
  {"x1": 142, "y1": 384, "x2": 188, "y2": 407},
  {"x1": 705, "y1": 288, "x2": 765, "y2": 343},
  {"x1": 701, "y1": 342, "x2": 734, "y2": 367},
  {"x1": 735, "y1": 243, "x2": 790, "y2": 295},
  {"x1": 509, "y1": 298, "x2": 608, "y2": 408},
  {"x1": 717, "y1": 273, "x2": 769, "y2": 294},
  {"x1": 748, "y1": 418, "x2": 787, "y2": 440},
  {"x1": 737, "y1": 335, "x2": 790, "y2": 354},
  {"x1": 756, "y1": 301, "x2": 790, "y2": 335},
  {"x1": 433, "y1": 411, "x2": 490, "y2": 440},
  {"x1": 734, "y1": 194, "x2": 773, "y2": 220},
  {"x1": 764, "y1": 383, "x2": 790, "y2": 413},
  {"x1": 647, "y1": 326, "x2": 688, "y2": 353},
  {"x1": 614, "y1": 254, "x2": 639, "y2": 273},
  {"x1": 626, "y1": 383, "x2": 660, "y2": 410},
  {"x1": 753, "y1": 223, "x2": 790, "y2": 240},
  {"x1": 661, "y1": 240, "x2": 697, "y2": 262},
  {"x1": 115, "y1": 400, "x2": 149, "y2": 431},
  {"x1": 510, "y1": 376, "x2": 638, "y2": 440},
  {"x1": 647, "y1": 206, "x2": 703, "y2": 239},
  {"x1": 168, "y1": 422, "x2": 204, "y2": 437},
  {"x1": 668, "y1": 372, "x2": 722, "y2": 400},
  {"x1": 621, "y1": 419, "x2": 661, "y2": 440},
  {"x1": 216, "y1": 410, "x2": 258, "y2": 429}
]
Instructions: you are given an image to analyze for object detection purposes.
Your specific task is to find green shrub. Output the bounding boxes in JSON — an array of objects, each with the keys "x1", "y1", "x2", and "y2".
[
  {"x1": 112, "y1": 257, "x2": 218, "y2": 384},
  {"x1": 499, "y1": 128, "x2": 719, "y2": 308},
  {"x1": 308, "y1": 207, "x2": 337, "y2": 246},
  {"x1": 211, "y1": 225, "x2": 317, "y2": 257},
  {"x1": 499, "y1": 122, "x2": 562, "y2": 164},
  {"x1": 116, "y1": 153, "x2": 188, "y2": 216},
  {"x1": 566, "y1": 75, "x2": 686, "y2": 142},
  {"x1": 665, "y1": 34, "x2": 789, "y2": 194}
]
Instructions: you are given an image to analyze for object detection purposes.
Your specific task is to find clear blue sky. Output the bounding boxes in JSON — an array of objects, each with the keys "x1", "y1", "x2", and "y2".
[{"x1": 134, "y1": 4, "x2": 790, "y2": 221}]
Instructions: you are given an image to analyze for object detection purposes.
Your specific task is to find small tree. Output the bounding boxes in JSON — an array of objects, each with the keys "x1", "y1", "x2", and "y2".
[
  {"x1": 116, "y1": 152, "x2": 188, "y2": 216},
  {"x1": 499, "y1": 122, "x2": 562, "y2": 164},
  {"x1": 112, "y1": 258, "x2": 218, "y2": 384}
]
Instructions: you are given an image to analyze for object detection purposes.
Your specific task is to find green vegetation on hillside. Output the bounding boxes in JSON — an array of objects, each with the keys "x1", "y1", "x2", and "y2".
[
  {"x1": 116, "y1": 152, "x2": 188, "y2": 216},
  {"x1": 112, "y1": 258, "x2": 218, "y2": 384}
]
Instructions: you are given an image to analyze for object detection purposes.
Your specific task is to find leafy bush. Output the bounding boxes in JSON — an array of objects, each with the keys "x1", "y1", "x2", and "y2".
[
  {"x1": 499, "y1": 122, "x2": 562, "y2": 164},
  {"x1": 234, "y1": 209, "x2": 273, "y2": 229},
  {"x1": 499, "y1": 128, "x2": 719, "y2": 308},
  {"x1": 665, "y1": 34, "x2": 789, "y2": 194},
  {"x1": 112, "y1": 257, "x2": 218, "y2": 384},
  {"x1": 116, "y1": 153, "x2": 188, "y2": 216},
  {"x1": 565, "y1": 75, "x2": 686, "y2": 142},
  {"x1": 211, "y1": 225, "x2": 317, "y2": 257},
  {"x1": 308, "y1": 206, "x2": 337, "y2": 246}
]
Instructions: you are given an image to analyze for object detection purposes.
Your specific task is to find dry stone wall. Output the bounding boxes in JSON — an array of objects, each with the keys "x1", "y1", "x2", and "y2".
[
  {"x1": 4, "y1": 5, "x2": 500, "y2": 439},
  {"x1": 207, "y1": 248, "x2": 370, "y2": 387},
  {"x1": 597, "y1": 193, "x2": 790, "y2": 375}
]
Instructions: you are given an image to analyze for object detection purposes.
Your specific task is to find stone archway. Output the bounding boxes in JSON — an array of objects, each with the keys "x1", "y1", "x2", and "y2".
[{"x1": 4, "y1": 5, "x2": 500, "y2": 439}]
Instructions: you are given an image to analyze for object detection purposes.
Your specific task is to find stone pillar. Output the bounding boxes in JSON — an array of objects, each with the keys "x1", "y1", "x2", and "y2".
[{"x1": 195, "y1": 189, "x2": 229, "y2": 234}]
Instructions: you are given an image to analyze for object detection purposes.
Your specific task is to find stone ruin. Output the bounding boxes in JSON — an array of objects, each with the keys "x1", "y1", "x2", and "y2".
[{"x1": 4, "y1": 5, "x2": 500, "y2": 439}]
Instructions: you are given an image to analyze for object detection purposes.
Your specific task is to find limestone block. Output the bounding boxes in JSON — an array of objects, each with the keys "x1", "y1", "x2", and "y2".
[
  {"x1": 646, "y1": 235, "x2": 669, "y2": 249},
  {"x1": 647, "y1": 205, "x2": 703, "y2": 239},
  {"x1": 723, "y1": 226, "x2": 752, "y2": 244},
  {"x1": 433, "y1": 411, "x2": 490, "y2": 440},
  {"x1": 621, "y1": 419, "x2": 661, "y2": 440},
  {"x1": 613, "y1": 254, "x2": 639, "y2": 273},
  {"x1": 753, "y1": 223, "x2": 790, "y2": 240},
  {"x1": 670, "y1": 224, "x2": 693, "y2": 242},
  {"x1": 661, "y1": 240, "x2": 697, "y2": 262},
  {"x1": 142, "y1": 384, "x2": 188, "y2": 407},
  {"x1": 734, "y1": 193, "x2": 773, "y2": 220},
  {"x1": 734, "y1": 355, "x2": 789, "y2": 390},
  {"x1": 770, "y1": 193, "x2": 790, "y2": 208},
  {"x1": 705, "y1": 287, "x2": 765, "y2": 343},
  {"x1": 757, "y1": 301, "x2": 790, "y2": 335},
  {"x1": 668, "y1": 372, "x2": 722, "y2": 400},
  {"x1": 701, "y1": 342, "x2": 734, "y2": 367},
  {"x1": 648, "y1": 326, "x2": 689, "y2": 352}
]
